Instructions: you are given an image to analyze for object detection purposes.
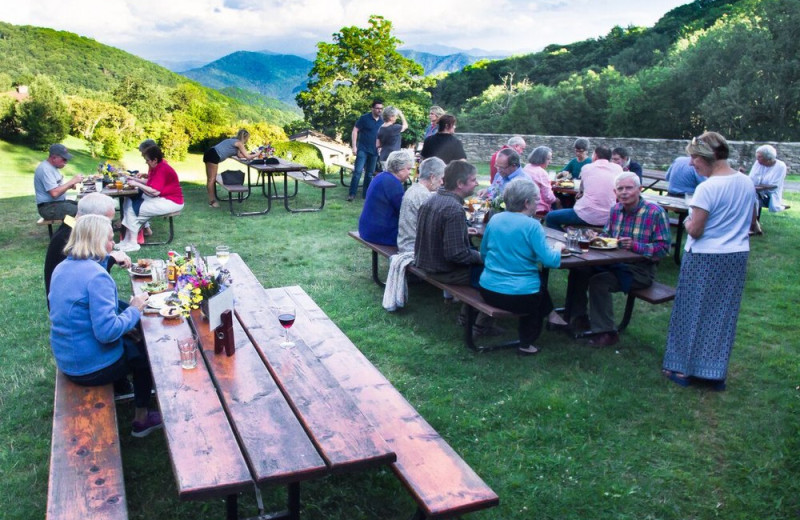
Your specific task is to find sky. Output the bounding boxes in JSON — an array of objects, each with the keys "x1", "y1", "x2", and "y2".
[{"x1": 2, "y1": 0, "x2": 691, "y2": 65}]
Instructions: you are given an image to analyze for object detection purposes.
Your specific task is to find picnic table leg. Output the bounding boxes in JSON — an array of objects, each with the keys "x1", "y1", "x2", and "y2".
[
  {"x1": 408, "y1": 507, "x2": 426, "y2": 520},
  {"x1": 617, "y1": 293, "x2": 636, "y2": 333},
  {"x1": 287, "y1": 482, "x2": 300, "y2": 520},
  {"x1": 371, "y1": 251, "x2": 385, "y2": 287},
  {"x1": 226, "y1": 494, "x2": 238, "y2": 520},
  {"x1": 673, "y1": 213, "x2": 686, "y2": 265}
]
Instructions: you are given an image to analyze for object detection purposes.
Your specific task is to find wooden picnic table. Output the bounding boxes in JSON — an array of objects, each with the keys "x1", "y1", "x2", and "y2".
[
  {"x1": 132, "y1": 254, "x2": 395, "y2": 519},
  {"x1": 642, "y1": 169, "x2": 669, "y2": 193}
]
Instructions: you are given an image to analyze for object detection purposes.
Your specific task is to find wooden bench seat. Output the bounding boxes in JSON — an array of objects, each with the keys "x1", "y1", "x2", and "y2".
[
  {"x1": 271, "y1": 285, "x2": 500, "y2": 519},
  {"x1": 47, "y1": 371, "x2": 127, "y2": 520},
  {"x1": 283, "y1": 170, "x2": 336, "y2": 213},
  {"x1": 38, "y1": 217, "x2": 63, "y2": 238},
  {"x1": 349, "y1": 231, "x2": 520, "y2": 352},
  {"x1": 142, "y1": 211, "x2": 180, "y2": 246},
  {"x1": 617, "y1": 281, "x2": 676, "y2": 332},
  {"x1": 215, "y1": 174, "x2": 254, "y2": 216}
]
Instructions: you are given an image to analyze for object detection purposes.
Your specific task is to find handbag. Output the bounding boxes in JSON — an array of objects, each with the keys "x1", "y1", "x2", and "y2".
[{"x1": 220, "y1": 170, "x2": 245, "y2": 185}]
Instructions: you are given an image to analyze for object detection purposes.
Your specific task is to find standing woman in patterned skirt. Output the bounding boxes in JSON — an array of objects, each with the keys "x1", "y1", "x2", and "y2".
[{"x1": 662, "y1": 131, "x2": 757, "y2": 390}]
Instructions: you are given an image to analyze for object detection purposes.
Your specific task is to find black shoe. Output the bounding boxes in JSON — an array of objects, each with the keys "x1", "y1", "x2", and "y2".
[{"x1": 472, "y1": 325, "x2": 507, "y2": 337}]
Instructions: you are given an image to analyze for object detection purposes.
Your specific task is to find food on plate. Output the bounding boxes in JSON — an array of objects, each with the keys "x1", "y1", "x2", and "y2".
[
  {"x1": 142, "y1": 281, "x2": 168, "y2": 294},
  {"x1": 589, "y1": 237, "x2": 619, "y2": 248},
  {"x1": 159, "y1": 306, "x2": 182, "y2": 319},
  {"x1": 137, "y1": 258, "x2": 153, "y2": 267},
  {"x1": 560, "y1": 249, "x2": 572, "y2": 257}
]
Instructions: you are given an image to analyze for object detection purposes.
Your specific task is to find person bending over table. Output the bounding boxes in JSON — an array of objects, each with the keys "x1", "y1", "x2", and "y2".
[
  {"x1": 523, "y1": 146, "x2": 560, "y2": 216},
  {"x1": 564, "y1": 171, "x2": 671, "y2": 347},
  {"x1": 662, "y1": 132, "x2": 756, "y2": 390},
  {"x1": 116, "y1": 145, "x2": 184, "y2": 252},
  {"x1": 479, "y1": 178, "x2": 566, "y2": 356},
  {"x1": 397, "y1": 157, "x2": 445, "y2": 254},
  {"x1": 545, "y1": 145, "x2": 620, "y2": 232},
  {"x1": 49, "y1": 214, "x2": 162, "y2": 437},
  {"x1": 358, "y1": 150, "x2": 414, "y2": 247},
  {"x1": 203, "y1": 129, "x2": 258, "y2": 207}
]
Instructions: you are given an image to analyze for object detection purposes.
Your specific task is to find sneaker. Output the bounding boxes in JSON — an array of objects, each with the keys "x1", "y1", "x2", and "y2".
[
  {"x1": 346, "y1": 195, "x2": 355, "y2": 202},
  {"x1": 115, "y1": 241, "x2": 141, "y2": 252},
  {"x1": 517, "y1": 345, "x2": 541, "y2": 356},
  {"x1": 132, "y1": 410, "x2": 163, "y2": 438}
]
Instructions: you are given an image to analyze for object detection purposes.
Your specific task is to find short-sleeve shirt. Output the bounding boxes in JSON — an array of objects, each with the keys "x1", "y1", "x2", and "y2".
[
  {"x1": 685, "y1": 173, "x2": 755, "y2": 254},
  {"x1": 147, "y1": 160, "x2": 184, "y2": 205},
  {"x1": 212, "y1": 138, "x2": 240, "y2": 161},
  {"x1": 355, "y1": 113, "x2": 383, "y2": 155},
  {"x1": 34, "y1": 160, "x2": 65, "y2": 204},
  {"x1": 561, "y1": 157, "x2": 591, "y2": 180},
  {"x1": 377, "y1": 123, "x2": 403, "y2": 162}
]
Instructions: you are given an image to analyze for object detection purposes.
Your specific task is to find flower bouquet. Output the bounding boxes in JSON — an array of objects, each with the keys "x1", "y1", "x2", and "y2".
[{"x1": 174, "y1": 253, "x2": 231, "y2": 317}]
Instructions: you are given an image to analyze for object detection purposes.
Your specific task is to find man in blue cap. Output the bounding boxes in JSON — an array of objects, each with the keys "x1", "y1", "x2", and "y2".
[{"x1": 34, "y1": 143, "x2": 83, "y2": 220}]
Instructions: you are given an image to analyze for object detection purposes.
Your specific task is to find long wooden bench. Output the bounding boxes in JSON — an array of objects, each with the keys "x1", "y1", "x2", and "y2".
[
  {"x1": 47, "y1": 370, "x2": 127, "y2": 520},
  {"x1": 273, "y1": 285, "x2": 500, "y2": 519},
  {"x1": 282, "y1": 169, "x2": 337, "y2": 213},
  {"x1": 617, "y1": 281, "x2": 676, "y2": 333},
  {"x1": 141, "y1": 211, "x2": 180, "y2": 246},
  {"x1": 348, "y1": 231, "x2": 520, "y2": 352},
  {"x1": 38, "y1": 217, "x2": 64, "y2": 238}
]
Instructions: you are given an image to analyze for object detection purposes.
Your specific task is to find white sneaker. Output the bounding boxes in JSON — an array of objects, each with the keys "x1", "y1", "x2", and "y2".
[{"x1": 115, "y1": 241, "x2": 141, "y2": 252}]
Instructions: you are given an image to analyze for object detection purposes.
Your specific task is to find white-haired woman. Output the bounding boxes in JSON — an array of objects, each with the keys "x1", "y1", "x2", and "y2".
[
  {"x1": 524, "y1": 146, "x2": 560, "y2": 215},
  {"x1": 49, "y1": 215, "x2": 162, "y2": 437},
  {"x1": 358, "y1": 150, "x2": 415, "y2": 246},
  {"x1": 748, "y1": 144, "x2": 787, "y2": 234},
  {"x1": 479, "y1": 178, "x2": 565, "y2": 356}
]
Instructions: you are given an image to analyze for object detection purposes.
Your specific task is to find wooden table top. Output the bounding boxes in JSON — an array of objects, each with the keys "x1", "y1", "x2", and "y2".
[
  {"x1": 544, "y1": 227, "x2": 644, "y2": 267},
  {"x1": 642, "y1": 193, "x2": 690, "y2": 213},
  {"x1": 133, "y1": 254, "x2": 395, "y2": 501}
]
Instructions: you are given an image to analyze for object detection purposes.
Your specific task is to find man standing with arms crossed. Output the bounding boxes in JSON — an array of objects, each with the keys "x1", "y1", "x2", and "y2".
[{"x1": 348, "y1": 99, "x2": 384, "y2": 201}]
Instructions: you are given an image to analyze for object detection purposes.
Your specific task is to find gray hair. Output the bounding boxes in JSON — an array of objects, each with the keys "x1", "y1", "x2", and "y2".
[
  {"x1": 138, "y1": 139, "x2": 157, "y2": 152},
  {"x1": 77, "y1": 193, "x2": 116, "y2": 217},
  {"x1": 383, "y1": 106, "x2": 399, "y2": 122},
  {"x1": 528, "y1": 146, "x2": 552, "y2": 166},
  {"x1": 498, "y1": 148, "x2": 521, "y2": 168},
  {"x1": 574, "y1": 138, "x2": 590, "y2": 151},
  {"x1": 418, "y1": 157, "x2": 445, "y2": 181},
  {"x1": 508, "y1": 135, "x2": 526, "y2": 147},
  {"x1": 756, "y1": 144, "x2": 777, "y2": 161},
  {"x1": 503, "y1": 178, "x2": 540, "y2": 213},
  {"x1": 386, "y1": 150, "x2": 414, "y2": 174},
  {"x1": 615, "y1": 171, "x2": 641, "y2": 188},
  {"x1": 429, "y1": 105, "x2": 445, "y2": 117}
]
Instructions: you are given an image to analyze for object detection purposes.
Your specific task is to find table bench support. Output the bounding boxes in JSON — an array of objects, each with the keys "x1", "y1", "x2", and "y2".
[
  {"x1": 283, "y1": 172, "x2": 335, "y2": 213},
  {"x1": 141, "y1": 214, "x2": 177, "y2": 246},
  {"x1": 464, "y1": 305, "x2": 521, "y2": 353}
]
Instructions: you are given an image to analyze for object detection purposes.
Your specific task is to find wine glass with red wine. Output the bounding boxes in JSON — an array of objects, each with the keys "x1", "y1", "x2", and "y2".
[{"x1": 278, "y1": 305, "x2": 296, "y2": 347}]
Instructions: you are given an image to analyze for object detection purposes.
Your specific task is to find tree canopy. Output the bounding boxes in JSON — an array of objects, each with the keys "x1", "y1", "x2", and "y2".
[{"x1": 296, "y1": 15, "x2": 434, "y2": 144}]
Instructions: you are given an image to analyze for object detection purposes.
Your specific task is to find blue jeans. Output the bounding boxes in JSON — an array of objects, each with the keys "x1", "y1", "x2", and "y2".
[
  {"x1": 349, "y1": 150, "x2": 378, "y2": 198},
  {"x1": 545, "y1": 209, "x2": 589, "y2": 231}
]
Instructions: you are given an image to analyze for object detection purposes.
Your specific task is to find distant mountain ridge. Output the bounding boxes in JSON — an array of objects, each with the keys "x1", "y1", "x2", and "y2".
[
  {"x1": 180, "y1": 47, "x2": 503, "y2": 105},
  {"x1": 181, "y1": 51, "x2": 313, "y2": 106}
]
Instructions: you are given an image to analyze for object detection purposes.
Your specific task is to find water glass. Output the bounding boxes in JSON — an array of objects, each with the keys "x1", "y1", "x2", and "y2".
[
  {"x1": 95, "y1": 180, "x2": 103, "y2": 192},
  {"x1": 177, "y1": 336, "x2": 198, "y2": 370}
]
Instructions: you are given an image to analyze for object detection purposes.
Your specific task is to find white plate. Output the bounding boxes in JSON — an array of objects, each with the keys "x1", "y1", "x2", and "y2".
[
  {"x1": 146, "y1": 292, "x2": 171, "y2": 309},
  {"x1": 129, "y1": 267, "x2": 151, "y2": 277}
]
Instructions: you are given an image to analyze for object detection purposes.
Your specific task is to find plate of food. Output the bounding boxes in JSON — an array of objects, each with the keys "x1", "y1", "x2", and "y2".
[
  {"x1": 588, "y1": 237, "x2": 619, "y2": 250},
  {"x1": 560, "y1": 249, "x2": 572, "y2": 257},
  {"x1": 129, "y1": 258, "x2": 152, "y2": 277},
  {"x1": 555, "y1": 180, "x2": 575, "y2": 188},
  {"x1": 145, "y1": 291, "x2": 172, "y2": 309},
  {"x1": 159, "y1": 306, "x2": 182, "y2": 320},
  {"x1": 141, "y1": 281, "x2": 169, "y2": 294}
]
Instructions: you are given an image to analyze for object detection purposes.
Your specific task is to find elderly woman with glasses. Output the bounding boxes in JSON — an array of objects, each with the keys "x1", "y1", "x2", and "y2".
[
  {"x1": 662, "y1": 132, "x2": 757, "y2": 391},
  {"x1": 478, "y1": 178, "x2": 566, "y2": 356},
  {"x1": 358, "y1": 150, "x2": 415, "y2": 246}
]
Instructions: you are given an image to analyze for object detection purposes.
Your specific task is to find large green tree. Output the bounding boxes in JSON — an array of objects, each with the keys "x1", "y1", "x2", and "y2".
[
  {"x1": 296, "y1": 15, "x2": 431, "y2": 142},
  {"x1": 17, "y1": 75, "x2": 70, "y2": 148}
]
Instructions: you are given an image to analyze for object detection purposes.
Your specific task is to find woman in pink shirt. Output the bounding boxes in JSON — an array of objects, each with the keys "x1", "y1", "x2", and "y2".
[
  {"x1": 523, "y1": 146, "x2": 560, "y2": 216},
  {"x1": 116, "y1": 145, "x2": 184, "y2": 252}
]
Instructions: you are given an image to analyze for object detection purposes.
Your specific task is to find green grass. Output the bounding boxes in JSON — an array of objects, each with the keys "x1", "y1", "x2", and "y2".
[{"x1": 2, "y1": 139, "x2": 799, "y2": 519}]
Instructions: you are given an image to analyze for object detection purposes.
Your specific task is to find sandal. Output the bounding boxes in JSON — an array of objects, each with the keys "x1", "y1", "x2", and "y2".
[{"x1": 662, "y1": 369, "x2": 690, "y2": 387}]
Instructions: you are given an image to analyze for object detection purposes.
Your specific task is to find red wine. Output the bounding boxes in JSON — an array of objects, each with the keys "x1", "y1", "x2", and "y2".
[{"x1": 278, "y1": 314, "x2": 295, "y2": 329}]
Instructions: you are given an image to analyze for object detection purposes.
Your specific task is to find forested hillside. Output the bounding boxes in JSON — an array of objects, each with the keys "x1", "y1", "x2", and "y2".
[
  {"x1": 434, "y1": 0, "x2": 800, "y2": 141},
  {"x1": 0, "y1": 22, "x2": 297, "y2": 159}
]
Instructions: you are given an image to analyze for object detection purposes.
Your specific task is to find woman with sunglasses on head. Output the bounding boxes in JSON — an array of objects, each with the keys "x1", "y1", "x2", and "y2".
[{"x1": 662, "y1": 132, "x2": 757, "y2": 391}]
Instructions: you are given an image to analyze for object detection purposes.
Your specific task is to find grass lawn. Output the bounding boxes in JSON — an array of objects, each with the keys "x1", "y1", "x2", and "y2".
[{"x1": 1, "y1": 139, "x2": 799, "y2": 519}]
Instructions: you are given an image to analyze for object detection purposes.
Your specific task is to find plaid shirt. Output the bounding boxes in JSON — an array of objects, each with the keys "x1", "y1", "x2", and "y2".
[
  {"x1": 604, "y1": 198, "x2": 671, "y2": 260},
  {"x1": 414, "y1": 190, "x2": 481, "y2": 273}
]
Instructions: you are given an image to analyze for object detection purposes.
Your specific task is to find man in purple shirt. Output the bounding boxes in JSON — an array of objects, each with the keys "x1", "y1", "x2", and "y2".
[{"x1": 564, "y1": 171, "x2": 671, "y2": 346}]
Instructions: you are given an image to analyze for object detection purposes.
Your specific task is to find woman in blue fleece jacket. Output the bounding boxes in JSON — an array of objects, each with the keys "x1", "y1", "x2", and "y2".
[{"x1": 49, "y1": 214, "x2": 162, "y2": 438}]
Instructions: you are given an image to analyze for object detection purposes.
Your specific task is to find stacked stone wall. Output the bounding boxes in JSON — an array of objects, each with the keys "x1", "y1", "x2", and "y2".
[{"x1": 459, "y1": 133, "x2": 799, "y2": 171}]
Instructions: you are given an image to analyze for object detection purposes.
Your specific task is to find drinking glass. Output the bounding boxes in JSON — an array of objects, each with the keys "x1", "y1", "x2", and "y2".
[
  {"x1": 216, "y1": 245, "x2": 230, "y2": 270},
  {"x1": 177, "y1": 336, "x2": 198, "y2": 370},
  {"x1": 277, "y1": 305, "x2": 296, "y2": 347}
]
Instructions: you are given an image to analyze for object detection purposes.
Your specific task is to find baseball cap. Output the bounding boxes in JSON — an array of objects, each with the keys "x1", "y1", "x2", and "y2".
[{"x1": 49, "y1": 144, "x2": 73, "y2": 160}]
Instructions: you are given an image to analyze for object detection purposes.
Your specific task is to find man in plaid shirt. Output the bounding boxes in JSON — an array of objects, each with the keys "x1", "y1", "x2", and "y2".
[{"x1": 565, "y1": 171, "x2": 671, "y2": 346}]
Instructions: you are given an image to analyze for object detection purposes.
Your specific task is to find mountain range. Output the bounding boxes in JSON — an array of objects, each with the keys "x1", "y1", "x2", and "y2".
[{"x1": 178, "y1": 48, "x2": 503, "y2": 106}]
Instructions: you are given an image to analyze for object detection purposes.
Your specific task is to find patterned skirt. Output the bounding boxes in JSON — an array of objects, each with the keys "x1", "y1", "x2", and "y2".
[{"x1": 663, "y1": 250, "x2": 749, "y2": 381}]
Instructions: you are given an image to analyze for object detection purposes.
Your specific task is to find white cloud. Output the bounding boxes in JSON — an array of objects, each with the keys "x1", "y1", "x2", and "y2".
[{"x1": 0, "y1": 0, "x2": 690, "y2": 61}]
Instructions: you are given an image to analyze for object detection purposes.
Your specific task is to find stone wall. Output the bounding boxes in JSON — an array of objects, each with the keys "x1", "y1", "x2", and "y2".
[{"x1": 459, "y1": 133, "x2": 800, "y2": 171}]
